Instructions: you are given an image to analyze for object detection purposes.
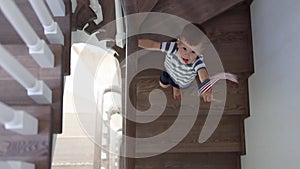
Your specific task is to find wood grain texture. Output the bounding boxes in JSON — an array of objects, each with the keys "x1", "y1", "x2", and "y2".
[
  {"x1": 136, "y1": 4, "x2": 253, "y2": 73},
  {"x1": 136, "y1": 153, "x2": 240, "y2": 169},
  {"x1": 0, "y1": 105, "x2": 52, "y2": 169},
  {"x1": 131, "y1": 69, "x2": 249, "y2": 116},
  {"x1": 203, "y1": 4, "x2": 254, "y2": 73},
  {"x1": 135, "y1": 116, "x2": 242, "y2": 153},
  {"x1": 114, "y1": 1, "x2": 254, "y2": 168},
  {"x1": 0, "y1": 45, "x2": 63, "y2": 133},
  {"x1": 151, "y1": 0, "x2": 244, "y2": 24}
]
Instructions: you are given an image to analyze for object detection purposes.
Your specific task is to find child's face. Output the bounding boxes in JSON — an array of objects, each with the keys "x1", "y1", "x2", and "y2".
[{"x1": 177, "y1": 38, "x2": 204, "y2": 64}]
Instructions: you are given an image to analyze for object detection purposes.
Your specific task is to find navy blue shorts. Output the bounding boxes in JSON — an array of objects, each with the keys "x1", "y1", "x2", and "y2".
[{"x1": 160, "y1": 71, "x2": 180, "y2": 89}]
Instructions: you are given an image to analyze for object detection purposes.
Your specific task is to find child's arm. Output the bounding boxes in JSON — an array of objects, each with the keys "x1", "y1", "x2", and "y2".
[
  {"x1": 198, "y1": 68, "x2": 212, "y2": 102},
  {"x1": 138, "y1": 39, "x2": 160, "y2": 50}
]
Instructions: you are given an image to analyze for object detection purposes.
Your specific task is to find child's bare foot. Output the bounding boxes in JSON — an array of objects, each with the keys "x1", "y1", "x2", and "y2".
[{"x1": 173, "y1": 87, "x2": 181, "y2": 100}]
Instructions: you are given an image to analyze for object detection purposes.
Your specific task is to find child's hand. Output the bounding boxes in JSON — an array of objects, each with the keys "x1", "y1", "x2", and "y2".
[{"x1": 202, "y1": 88, "x2": 212, "y2": 102}]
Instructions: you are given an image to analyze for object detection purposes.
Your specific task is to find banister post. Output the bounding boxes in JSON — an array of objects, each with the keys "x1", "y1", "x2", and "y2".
[
  {"x1": 114, "y1": 0, "x2": 125, "y2": 48},
  {"x1": 0, "y1": 0, "x2": 55, "y2": 68},
  {"x1": 29, "y1": 0, "x2": 64, "y2": 45},
  {"x1": 45, "y1": 0, "x2": 65, "y2": 16},
  {"x1": 0, "y1": 102, "x2": 38, "y2": 135},
  {"x1": 0, "y1": 45, "x2": 52, "y2": 104}
]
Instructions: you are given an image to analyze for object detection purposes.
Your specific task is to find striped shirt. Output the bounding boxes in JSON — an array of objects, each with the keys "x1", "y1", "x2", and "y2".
[{"x1": 160, "y1": 41, "x2": 206, "y2": 89}]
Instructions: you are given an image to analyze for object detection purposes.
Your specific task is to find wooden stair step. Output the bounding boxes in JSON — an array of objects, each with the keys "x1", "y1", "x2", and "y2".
[
  {"x1": 122, "y1": 0, "x2": 160, "y2": 13},
  {"x1": 136, "y1": 152, "x2": 240, "y2": 169},
  {"x1": 135, "y1": 115, "x2": 243, "y2": 154},
  {"x1": 146, "y1": 0, "x2": 244, "y2": 24},
  {"x1": 203, "y1": 3, "x2": 253, "y2": 73},
  {"x1": 133, "y1": 69, "x2": 250, "y2": 116},
  {"x1": 0, "y1": 44, "x2": 63, "y2": 133},
  {"x1": 0, "y1": 105, "x2": 52, "y2": 169},
  {"x1": 136, "y1": 3, "x2": 253, "y2": 74}
]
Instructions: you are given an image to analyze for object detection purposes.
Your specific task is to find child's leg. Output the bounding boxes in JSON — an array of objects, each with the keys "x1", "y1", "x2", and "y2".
[
  {"x1": 159, "y1": 71, "x2": 171, "y2": 88},
  {"x1": 159, "y1": 81, "x2": 170, "y2": 88},
  {"x1": 159, "y1": 71, "x2": 182, "y2": 99},
  {"x1": 172, "y1": 87, "x2": 181, "y2": 100}
]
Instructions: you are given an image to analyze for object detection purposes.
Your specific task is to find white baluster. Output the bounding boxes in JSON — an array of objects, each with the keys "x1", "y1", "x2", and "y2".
[
  {"x1": 45, "y1": 0, "x2": 65, "y2": 16},
  {"x1": 90, "y1": 0, "x2": 103, "y2": 24},
  {"x1": 0, "y1": 45, "x2": 52, "y2": 104},
  {"x1": 114, "y1": 0, "x2": 125, "y2": 47},
  {"x1": 71, "y1": 0, "x2": 77, "y2": 13},
  {"x1": 0, "y1": 0, "x2": 54, "y2": 68},
  {"x1": 0, "y1": 161, "x2": 35, "y2": 169},
  {"x1": 0, "y1": 102, "x2": 38, "y2": 135},
  {"x1": 29, "y1": 0, "x2": 64, "y2": 45}
]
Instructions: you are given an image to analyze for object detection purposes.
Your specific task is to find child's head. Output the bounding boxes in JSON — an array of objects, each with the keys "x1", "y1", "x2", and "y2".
[{"x1": 177, "y1": 23, "x2": 206, "y2": 64}]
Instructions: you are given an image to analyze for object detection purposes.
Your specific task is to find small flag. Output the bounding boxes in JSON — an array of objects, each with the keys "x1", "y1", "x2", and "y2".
[{"x1": 197, "y1": 72, "x2": 239, "y2": 95}]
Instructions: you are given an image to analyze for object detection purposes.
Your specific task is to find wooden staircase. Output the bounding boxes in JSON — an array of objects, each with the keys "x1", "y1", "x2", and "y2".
[
  {"x1": 0, "y1": 0, "x2": 254, "y2": 168},
  {"x1": 0, "y1": 0, "x2": 71, "y2": 168},
  {"x1": 122, "y1": 0, "x2": 254, "y2": 169}
]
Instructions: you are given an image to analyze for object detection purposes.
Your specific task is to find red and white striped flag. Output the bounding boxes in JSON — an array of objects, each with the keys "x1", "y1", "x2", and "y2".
[{"x1": 197, "y1": 72, "x2": 239, "y2": 95}]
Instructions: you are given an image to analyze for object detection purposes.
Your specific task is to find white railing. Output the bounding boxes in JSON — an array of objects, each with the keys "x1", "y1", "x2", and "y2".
[
  {"x1": 0, "y1": 102, "x2": 38, "y2": 135},
  {"x1": 71, "y1": 0, "x2": 77, "y2": 13},
  {"x1": 29, "y1": 0, "x2": 64, "y2": 45},
  {"x1": 0, "y1": 161, "x2": 35, "y2": 169},
  {"x1": 95, "y1": 85, "x2": 122, "y2": 169},
  {"x1": 0, "y1": 45, "x2": 52, "y2": 104},
  {"x1": 114, "y1": 0, "x2": 125, "y2": 48},
  {"x1": 90, "y1": 0, "x2": 103, "y2": 24},
  {"x1": 0, "y1": 0, "x2": 54, "y2": 68},
  {"x1": 45, "y1": 0, "x2": 65, "y2": 17}
]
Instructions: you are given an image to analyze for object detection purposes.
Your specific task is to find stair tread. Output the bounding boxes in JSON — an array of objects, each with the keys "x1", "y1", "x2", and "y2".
[
  {"x1": 133, "y1": 69, "x2": 249, "y2": 116},
  {"x1": 203, "y1": 3, "x2": 254, "y2": 73},
  {"x1": 0, "y1": 105, "x2": 52, "y2": 169},
  {"x1": 155, "y1": 0, "x2": 244, "y2": 24},
  {"x1": 136, "y1": 152, "x2": 240, "y2": 169},
  {"x1": 136, "y1": 115, "x2": 242, "y2": 153}
]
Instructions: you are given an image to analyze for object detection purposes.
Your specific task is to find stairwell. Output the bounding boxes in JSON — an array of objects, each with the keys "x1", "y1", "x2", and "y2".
[{"x1": 0, "y1": 0, "x2": 254, "y2": 168}]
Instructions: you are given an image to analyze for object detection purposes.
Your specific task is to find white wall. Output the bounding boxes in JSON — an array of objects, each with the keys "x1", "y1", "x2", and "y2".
[{"x1": 242, "y1": 1, "x2": 300, "y2": 169}]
